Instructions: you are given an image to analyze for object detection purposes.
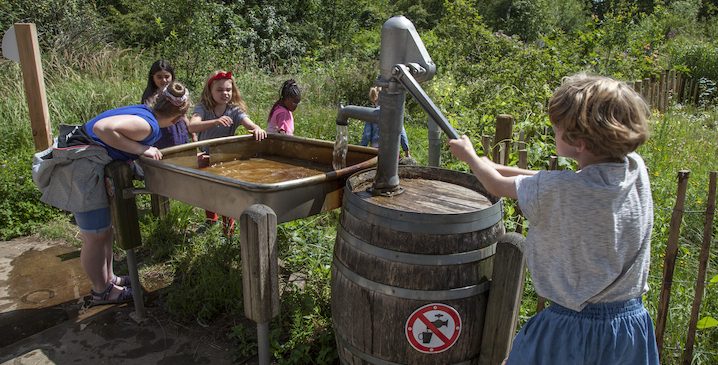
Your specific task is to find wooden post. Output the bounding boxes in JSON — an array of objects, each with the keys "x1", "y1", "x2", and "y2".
[
  {"x1": 105, "y1": 160, "x2": 146, "y2": 318},
  {"x1": 493, "y1": 114, "x2": 514, "y2": 163},
  {"x1": 479, "y1": 232, "x2": 526, "y2": 365},
  {"x1": 481, "y1": 135, "x2": 492, "y2": 159},
  {"x1": 682, "y1": 172, "x2": 717, "y2": 365},
  {"x1": 669, "y1": 70, "x2": 676, "y2": 105},
  {"x1": 656, "y1": 74, "x2": 666, "y2": 112},
  {"x1": 651, "y1": 75, "x2": 657, "y2": 109},
  {"x1": 662, "y1": 70, "x2": 670, "y2": 111},
  {"x1": 635, "y1": 79, "x2": 643, "y2": 96},
  {"x1": 643, "y1": 78, "x2": 651, "y2": 102},
  {"x1": 240, "y1": 204, "x2": 280, "y2": 323},
  {"x1": 150, "y1": 194, "x2": 170, "y2": 218},
  {"x1": 14, "y1": 23, "x2": 52, "y2": 151},
  {"x1": 656, "y1": 170, "x2": 690, "y2": 361},
  {"x1": 677, "y1": 73, "x2": 684, "y2": 103},
  {"x1": 105, "y1": 161, "x2": 142, "y2": 251}
]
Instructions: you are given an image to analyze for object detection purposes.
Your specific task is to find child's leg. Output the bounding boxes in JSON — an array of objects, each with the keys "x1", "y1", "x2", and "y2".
[
  {"x1": 221, "y1": 216, "x2": 235, "y2": 236},
  {"x1": 205, "y1": 210, "x2": 218, "y2": 224}
]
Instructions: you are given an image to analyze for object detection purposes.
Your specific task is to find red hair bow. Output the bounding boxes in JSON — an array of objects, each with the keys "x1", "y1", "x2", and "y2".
[{"x1": 208, "y1": 71, "x2": 232, "y2": 86}]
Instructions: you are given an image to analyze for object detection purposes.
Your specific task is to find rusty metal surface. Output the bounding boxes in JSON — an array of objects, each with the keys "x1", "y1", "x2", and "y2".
[{"x1": 139, "y1": 134, "x2": 377, "y2": 223}]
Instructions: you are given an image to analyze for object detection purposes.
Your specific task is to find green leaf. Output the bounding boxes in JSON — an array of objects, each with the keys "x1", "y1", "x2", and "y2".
[
  {"x1": 710, "y1": 274, "x2": 718, "y2": 284},
  {"x1": 696, "y1": 317, "x2": 718, "y2": 329}
]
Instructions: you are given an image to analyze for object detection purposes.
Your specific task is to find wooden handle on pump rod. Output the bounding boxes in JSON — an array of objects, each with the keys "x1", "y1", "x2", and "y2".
[{"x1": 8, "y1": 23, "x2": 52, "y2": 151}]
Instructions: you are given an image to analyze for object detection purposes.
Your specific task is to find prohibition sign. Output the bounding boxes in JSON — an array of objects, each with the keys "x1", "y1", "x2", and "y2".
[{"x1": 405, "y1": 303, "x2": 462, "y2": 354}]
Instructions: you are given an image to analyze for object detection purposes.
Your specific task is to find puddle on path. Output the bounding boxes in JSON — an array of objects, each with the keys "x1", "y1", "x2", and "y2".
[{"x1": 0, "y1": 244, "x2": 90, "y2": 347}]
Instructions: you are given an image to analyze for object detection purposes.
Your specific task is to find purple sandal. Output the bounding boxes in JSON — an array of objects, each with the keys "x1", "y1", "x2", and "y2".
[
  {"x1": 91, "y1": 284, "x2": 133, "y2": 305},
  {"x1": 111, "y1": 275, "x2": 132, "y2": 287}
]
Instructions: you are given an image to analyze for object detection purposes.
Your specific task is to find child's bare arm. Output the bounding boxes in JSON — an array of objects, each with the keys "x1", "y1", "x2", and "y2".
[
  {"x1": 186, "y1": 113, "x2": 233, "y2": 133},
  {"x1": 92, "y1": 115, "x2": 162, "y2": 159},
  {"x1": 240, "y1": 117, "x2": 267, "y2": 141},
  {"x1": 448, "y1": 135, "x2": 519, "y2": 199},
  {"x1": 481, "y1": 156, "x2": 539, "y2": 177}
]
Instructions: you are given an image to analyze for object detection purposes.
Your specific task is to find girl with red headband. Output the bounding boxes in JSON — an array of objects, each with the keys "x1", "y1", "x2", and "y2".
[{"x1": 188, "y1": 70, "x2": 267, "y2": 235}]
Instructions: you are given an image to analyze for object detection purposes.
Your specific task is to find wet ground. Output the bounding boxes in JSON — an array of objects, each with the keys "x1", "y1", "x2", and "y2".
[{"x1": 0, "y1": 235, "x2": 251, "y2": 364}]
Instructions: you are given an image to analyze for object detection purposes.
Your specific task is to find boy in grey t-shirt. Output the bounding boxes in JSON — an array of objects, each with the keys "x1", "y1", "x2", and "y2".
[{"x1": 449, "y1": 74, "x2": 658, "y2": 365}]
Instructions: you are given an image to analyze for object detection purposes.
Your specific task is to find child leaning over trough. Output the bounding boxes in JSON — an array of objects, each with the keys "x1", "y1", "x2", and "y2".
[
  {"x1": 448, "y1": 74, "x2": 659, "y2": 365},
  {"x1": 188, "y1": 70, "x2": 267, "y2": 235},
  {"x1": 32, "y1": 81, "x2": 191, "y2": 305}
]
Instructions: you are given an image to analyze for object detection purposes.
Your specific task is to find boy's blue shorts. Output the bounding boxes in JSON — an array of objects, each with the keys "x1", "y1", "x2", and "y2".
[
  {"x1": 506, "y1": 297, "x2": 659, "y2": 365},
  {"x1": 73, "y1": 207, "x2": 112, "y2": 234}
]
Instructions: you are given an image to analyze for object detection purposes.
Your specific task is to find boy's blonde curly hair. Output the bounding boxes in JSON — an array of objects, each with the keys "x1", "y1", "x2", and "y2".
[{"x1": 548, "y1": 74, "x2": 651, "y2": 159}]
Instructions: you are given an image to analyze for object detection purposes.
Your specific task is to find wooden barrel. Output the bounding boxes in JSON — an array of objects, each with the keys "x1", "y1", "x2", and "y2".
[{"x1": 331, "y1": 166, "x2": 505, "y2": 365}]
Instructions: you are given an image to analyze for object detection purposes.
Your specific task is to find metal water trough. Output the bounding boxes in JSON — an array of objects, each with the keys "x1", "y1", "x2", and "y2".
[{"x1": 139, "y1": 133, "x2": 378, "y2": 223}]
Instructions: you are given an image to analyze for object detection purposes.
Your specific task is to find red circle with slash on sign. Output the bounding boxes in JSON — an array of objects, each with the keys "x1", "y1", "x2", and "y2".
[{"x1": 405, "y1": 303, "x2": 462, "y2": 354}]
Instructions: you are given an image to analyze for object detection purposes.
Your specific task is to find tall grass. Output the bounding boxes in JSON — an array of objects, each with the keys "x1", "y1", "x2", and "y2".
[
  {"x1": 2, "y1": 45, "x2": 717, "y2": 363},
  {"x1": 638, "y1": 106, "x2": 718, "y2": 364}
]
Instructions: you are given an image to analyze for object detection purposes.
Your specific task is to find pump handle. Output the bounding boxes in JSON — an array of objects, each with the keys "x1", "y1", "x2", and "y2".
[{"x1": 392, "y1": 65, "x2": 461, "y2": 140}]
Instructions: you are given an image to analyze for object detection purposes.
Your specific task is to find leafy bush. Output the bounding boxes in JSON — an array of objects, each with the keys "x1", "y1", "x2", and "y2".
[{"x1": 0, "y1": 149, "x2": 61, "y2": 240}]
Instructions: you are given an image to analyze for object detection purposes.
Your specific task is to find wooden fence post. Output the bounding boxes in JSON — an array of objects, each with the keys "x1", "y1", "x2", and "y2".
[
  {"x1": 643, "y1": 77, "x2": 651, "y2": 103},
  {"x1": 479, "y1": 232, "x2": 526, "y2": 365},
  {"x1": 241, "y1": 204, "x2": 280, "y2": 323},
  {"x1": 14, "y1": 23, "x2": 52, "y2": 151},
  {"x1": 481, "y1": 135, "x2": 492, "y2": 159},
  {"x1": 241, "y1": 204, "x2": 279, "y2": 365},
  {"x1": 105, "y1": 160, "x2": 146, "y2": 319},
  {"x1": 682, "y1": 171, "x2": 717, "y2": 365},
  {"x1": 656, "y1": 170, "x2": 690, "y2": 362},
  {"x1": 493, "y1": 114, "x2": 514, "y2": 164}
]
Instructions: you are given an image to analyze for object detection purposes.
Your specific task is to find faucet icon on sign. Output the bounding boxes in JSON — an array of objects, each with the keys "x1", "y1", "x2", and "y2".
[{"x1": 418, "y1": 314, "x2": 449, "y2": 344}]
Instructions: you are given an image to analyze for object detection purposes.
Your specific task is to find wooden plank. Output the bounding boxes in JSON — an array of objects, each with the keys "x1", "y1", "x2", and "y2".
[
  {"x1": 105, "y1": 161, "x2": 142, "y2": 250},
  {"x1": 492, "y1": 114, "x2": 514, "y2": 163},
  {"x1": 682, "y1": 171, "x2": 717, "y2": 365},
  {"x1": 656, "y1": 170, "x2": 690, "y2": 362},
  {"x1": 478, "y1": 232, "x2": 526, "y2": 365},
  {"x1": 240, "y1": 204, "x2": 279, "y2": 323},
  {"x1": 14, "y1": 23, "x2": 52, "y2": 151}
]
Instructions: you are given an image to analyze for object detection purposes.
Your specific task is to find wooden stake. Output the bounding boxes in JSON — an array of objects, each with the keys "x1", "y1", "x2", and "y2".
[
  {"x1": 682, "y1": 172, "x2": 717, "y2": 365},
  {"x1": 481, "y1": 135, "x2": 492, "y2": 159},
  {"x1": 14, "y1": 23, "x2": 52, "y2": 151},
  {"x1": 241, "y1": 204, "x2": 280, "y2": 323},
  {"x1": 656, "y1": 170, "x2": 690, "y2": 361},
  {"x1": 493, "y1": 114, "x2": 514, "y2": 163}
]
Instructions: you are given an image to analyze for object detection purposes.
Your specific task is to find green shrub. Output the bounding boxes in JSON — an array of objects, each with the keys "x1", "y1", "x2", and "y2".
[{"x1": 0, "y1": 148, "x2": 61, "y2": 240}]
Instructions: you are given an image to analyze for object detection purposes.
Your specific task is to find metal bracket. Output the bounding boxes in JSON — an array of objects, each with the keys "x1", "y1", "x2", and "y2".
[{"x1": 122, "y1": 187, "x2": 148, "y2": 199}]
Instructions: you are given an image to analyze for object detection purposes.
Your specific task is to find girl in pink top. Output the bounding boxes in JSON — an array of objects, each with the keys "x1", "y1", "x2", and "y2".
[{"x1": 267, "y1": 79, "x2": 301, "y2": 135}]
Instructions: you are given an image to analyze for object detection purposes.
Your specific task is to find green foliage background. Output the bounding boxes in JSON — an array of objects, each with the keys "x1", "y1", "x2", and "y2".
[{"x1": 1, "y1": 0, "x2": 717, "y2": 363}]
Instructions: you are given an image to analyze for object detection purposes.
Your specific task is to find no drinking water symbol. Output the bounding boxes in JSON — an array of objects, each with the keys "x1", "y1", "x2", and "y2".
[{"x1": 405, "y1": 303, "x2": 462, "y2": 354}]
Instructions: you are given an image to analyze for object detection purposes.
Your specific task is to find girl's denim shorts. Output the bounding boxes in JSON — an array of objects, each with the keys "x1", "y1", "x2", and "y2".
[
  {"x1": 72, "y1": 207, "x2": 112, "y2": 234},
  {"x1": 506, "y1": 297, "x2": 659, "y2": 365}
]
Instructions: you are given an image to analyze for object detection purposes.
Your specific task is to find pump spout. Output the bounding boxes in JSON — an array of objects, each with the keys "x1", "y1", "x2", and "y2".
[{"x1": 335, "y1": 105, "x2": 381, "y2": 126}]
